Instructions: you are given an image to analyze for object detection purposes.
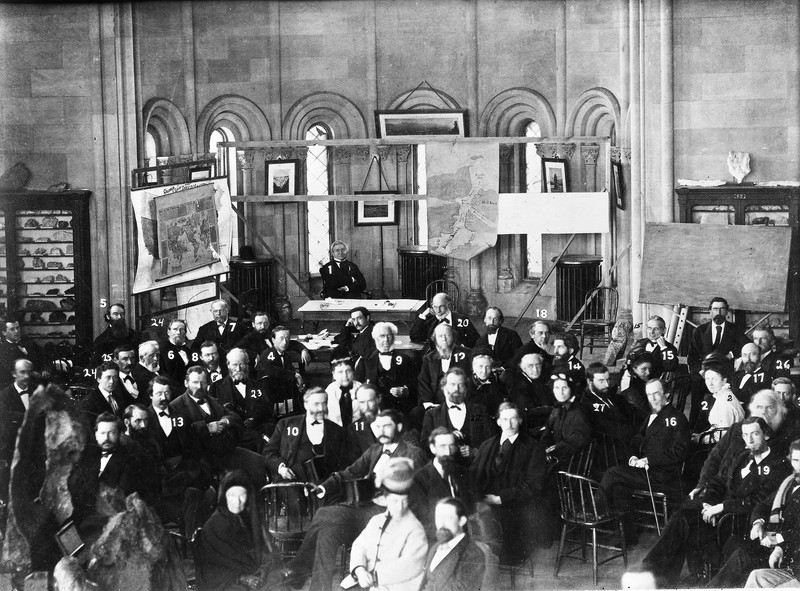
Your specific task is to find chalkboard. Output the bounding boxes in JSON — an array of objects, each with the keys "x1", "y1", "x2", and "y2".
[{"x1": 639, "y1": 223, "x2": 791, "y2": 311}]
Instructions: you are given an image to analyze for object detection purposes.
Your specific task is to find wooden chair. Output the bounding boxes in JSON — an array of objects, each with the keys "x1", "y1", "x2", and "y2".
[
  {"x1": 260, "y1": 482, "x2": 319, "y2": 561},
  {"x1": 554, "y1": 471, "x2": 628, "y2": 586},
  {"x1": 578, "y1": 286, "x2": 619, "y2": 353},
  {"x1": 667, "y1": 374, "x2": 693, "y2": 413},
  {"x1": 565, "y1": 439, "x2": 596, "y2": 477},
  {"x1": 424, "y1": 279, "x2": 461, "y2": 313}
]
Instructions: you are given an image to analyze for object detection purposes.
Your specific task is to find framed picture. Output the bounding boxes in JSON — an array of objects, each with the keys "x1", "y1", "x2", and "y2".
[
  {"x1": 188, "y1": 166, "x2": 212, "y2": 181},
  {"x1": 612, "y1": 161, "x2": 625, "y2": 210},
  {"x1": 265, "y1": 159, "x2": 299, "y2": 196},
  {"x1": 374, "y1": 109, "x2": 468, "y2": 139},
  {"x1": 354, "y1": 191, "x2": 399, "y2": 226},
  {"x1": 542, "y1": 158, "x2": 569, "y2": 193}
]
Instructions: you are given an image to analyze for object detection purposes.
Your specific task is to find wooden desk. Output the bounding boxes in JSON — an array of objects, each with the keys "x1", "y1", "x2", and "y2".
[{"x1": 297, "y1": 298, "x2": 426, "y2": 331}]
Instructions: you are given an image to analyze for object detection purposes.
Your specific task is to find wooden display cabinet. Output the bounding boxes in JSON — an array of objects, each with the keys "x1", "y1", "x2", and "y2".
[
  {"x1": 676, "y1": 184, "x2": 800, "y2": 340},
  {"x1": 0, "y1": 189, "x2": 93, "y2": 361}
]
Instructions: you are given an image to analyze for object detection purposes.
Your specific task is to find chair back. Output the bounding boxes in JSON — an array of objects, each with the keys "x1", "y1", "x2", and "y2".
[
  {"x1": 667, "y1": 375, "x2": 692, "y2": 412},
  {"x1": 189, "y1": 527, "x2": 205, "y2": 588},
  {"x1": 565, "y1": 439, "x2": 596, "y2": 477},
  {"x1": 556, "y1": 471, "x2": 611, "y2": 525},
  {"x1": 583, "y1": 287, "x2": 619, "y2": 323},
  {"x1": 260, "y1": 482, "x2": 319, "y2": 559},
  {"x1": 425, "y1": 279, "x2": 461, "y2": 313}
]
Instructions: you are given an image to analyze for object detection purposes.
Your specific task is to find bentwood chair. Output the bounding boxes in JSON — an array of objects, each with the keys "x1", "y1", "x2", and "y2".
[
  {"x1": 578, "y1": 287, "x2": 619, "y2": 353},
  {"x1": 261, "y1": 482, "x2": 319, "y2": 561}
]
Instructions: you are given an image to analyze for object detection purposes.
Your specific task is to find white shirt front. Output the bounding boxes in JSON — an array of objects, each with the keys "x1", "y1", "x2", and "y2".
[
  {"x1": 324, "y1": 380, "x2": 362, "y2": 427},
  {"x1": 499, "y1": 433, "x2": 519, "y2": 446},
  {"x1": 378, "y1": 352, "x2": 393, "y2": 371},
  {"x1": 487, "y1": 331, "x2": 498, "y2": 347},
  {"x1": 306, "y1": 417, "x2": 324, "y2": 445},
  {"x1": 13, "y1": 383, "x2": 29, "y2": 410},
  {"x1": 430, "y1": 532, "x2": 466, "y2": 571},
  {"x1": 447, "y1": 403, "x2": 466, "y2": 431},
  {"x1": 99, "y1": 453, "x2": 112, "y2": 475},
  {"x1": 440, "y1": 356, "x2": 451, "y2": 373},
  {"x1": 157, "y1": 408, "x2": 173, "y2": 436}
]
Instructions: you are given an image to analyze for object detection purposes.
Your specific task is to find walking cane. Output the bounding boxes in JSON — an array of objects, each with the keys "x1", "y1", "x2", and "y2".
[{"x1": 643, "y1": 465, "x2": 662, "y2": 536}]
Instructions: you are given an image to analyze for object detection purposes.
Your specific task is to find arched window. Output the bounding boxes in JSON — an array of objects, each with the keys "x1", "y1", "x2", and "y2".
[
  {"x1": 523, "y1": 120, "x2": 543, "y2": 276},
  {"x1": 306, "y1": 124, "x2": 332, "y2": 273},
  {"x1": 209, "y1": 126, "x2": 239, "y2": 196}
]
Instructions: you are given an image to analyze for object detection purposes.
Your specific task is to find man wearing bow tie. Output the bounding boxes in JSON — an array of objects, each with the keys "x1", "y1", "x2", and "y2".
[
  {"x1": 0, "y1": 317, "x2": 44, "y2": 389},
  {"x1": 280, "y1": 409, "x2": 426, "y2": 591},
  {"x1": 324, "y1": 357, "x2": 361, "y2": 427},
  {"x1": 198, "y1": 341, "x2": 227, "y2": 384},
  {"x1": 131, "y1": 340, "x2": 162, "y2": 397},
  {"x1": 256, "y1": 326, "x2": 306, "y2": 416},
  {"x1": 580, "y1": 362, "x2": 635, "y2": 467},
  {"x1": 732, "y1": 342, "x2": 771, "y2": 405},
  {"x1": 209, "y1": 348, "x2": 273, "y2": 450},
  {"x1": 641, "y1": 416, "x2": 790, "y2": 587},
  {"x1": 347, "y1": 384, "x2": 381, "y2": 463},
  {"x1": 235, "y1": 311, "x2": 310, "y2": 372},
  {"x1": 355, "y1": 322, "x2": 418, "y2": 417},
  {"x1": 411, "y1": 293, "x2": 480, "y2": 350},
  {"x1": 79, "y1": 361, "x2": 127, "y2": 424},
  {"x1": 191, "y1": 299, "x2": 248, "y2": 357},
  {"x1": 502, "y1": 320, "x2": 554, "y2": 388},
  {"x1": 319, "y1": 240, "x2": 367, "y2": 299},
  {"x1": 160, "y1": 319, "x2": 196, "y2": 391},
  {"x1": 0, "y1": 359, "x2": 34, "y2": 508},
  {"x1": 421, "y1": 368, "x2": 492, "y2": 462},
  {"x1": 418, "y1": 323, "x2": 472, "y2": 408},
  {"x1": 474, "y1": 307, "x2": 522, "y2": 369},
  {"x1": 113, "y1": 344, "x2": 141, "y2": 407},
  {"x1": 632, "y1": 315, "x2": 679, "y2": 379},
  {"x1": 264, "y1": 387, "x2": 346, "y2": 485},
  {"x1": 332, "y1": 306, "x2": 376, "y2": 361}
]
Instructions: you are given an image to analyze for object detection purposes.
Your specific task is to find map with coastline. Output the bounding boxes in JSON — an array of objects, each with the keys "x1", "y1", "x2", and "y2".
[{"x1": 425, "y1": 141, "x2": 499, "y2": 261}]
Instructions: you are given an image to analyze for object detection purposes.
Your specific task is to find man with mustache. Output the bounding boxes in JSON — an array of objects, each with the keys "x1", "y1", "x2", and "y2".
[
  {"x1": 113, "y1": 344, "x2": 141, "y2": 407},
  {"x1": 235, "y1": 311, "x2": 310, "y2": 372},
  {"x1": 191, "y1": 299, "x2": 248, "y2": 356},
  {"x1": 0, "y1": 316, "x2": 45, "y2": 388},
  {"x1": 0, "y1": 359, "x2": 33, "y2": 509},
  {"x1": 347, "y1": 383, "x2": 380, "y2": 463},
  {"x1": 411, "y1": 292, "x2": 480, "y2": 350},
  {"x1": 91, "y1": 303, "x2": 140, "y2": 366},
  {"x1": 355, "y1": 322, "x2": 417, "y2": 417},
  {"x1": 79, "y1": 361, "x2": 126, "y2": 423},
  {"x1": 209, "y1": 348, "x2": 273, "y2": 450},
  {"x1": 753, "y1": 324, "x2": 793, "y2": 380},
  {"x1": 418, "y1": 323, "x2": 471, "y2": 408},
  {"x1": 420, "y1": 497, "x2": 486, "y2": 591},
  {"x1": 421, "y1": 368, "x2": 493, "y2": 462},
  {"x1": 550, "y1": 332, "x2": 586, "y2": 386},
  {"x1": 732, "y1": 342, "x2": 771, "y2": 405},
  {"x1": 474, "y1": 307, "x2": 522, "y2": 369},
  {"x1": 331, "y1": 306, "x2": 375, "y2": 361},
  {"x1": 580, "y1": 362, "x2": 635, "y2": 466},
  {"x1": 256, "y1": 326, "x2": 306, "y2": 416},
  {"x1": 131, "y1": 340, "x2": 162, "y2": 397},
  {"x1": 160, "y1": 318, "x2": 195, "y2": 389},
  {"x1": 198, "y1": 341, "x2": 227, "y2": 383}
]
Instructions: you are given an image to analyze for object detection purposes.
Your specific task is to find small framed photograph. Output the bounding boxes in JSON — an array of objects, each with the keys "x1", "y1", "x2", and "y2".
[
  {"x1": 542, "y1": 158, "x2": 569, "y2": 193},
  {"x1": 188, "y1": 166, "x2": 212, "y2": 181},
  {"x1": 374, "y1": 109, "x2": 468, "y2": 139},
  {"x1": 265, "y1": 159, "x2": 300, "y2": 196},
  {"x1": 612, "y1": 161, "x2": 625, "y2": 210},
  {"x1": 354, "y1": 191, "x2": 399, "y2": 226}
]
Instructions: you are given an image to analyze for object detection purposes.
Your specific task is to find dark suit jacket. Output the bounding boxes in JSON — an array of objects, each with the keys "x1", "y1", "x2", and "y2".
[
  {"x1": 474, "y1": 326, "x2": 523, "y2": 368},
  {"x1": 131, "y1": 364, "x2": 158, "y2": 399},
  {"x1": 320, "y1": 259, "x2": 367, "y2": 298},
  {"x1": 633, "y1": 337, "x2": 679, "y2": 378},
  {"x1": 418, "y1": 346, "x2": 472, "y2": 406},
  {"x1": 420, "y1": 402, "x2": 493, "y2": 453},
  {"x1": 420, "y1": 534, "x2": 486, "y2": 591},
  {"x1": 542, "y1": 400, "x2": 592, "y2": 465},
  {"x1": 761, "y1": 349, "x2": 793, "y2": 380},
  {"x1": 90, "y1": 326, "x2": 140, "y2": 366},
  {"x1": 411, "y1": 461, "x2": 473, "y2": 536},
  {"x1": 509, "y1": 375, "x2": 553, "y2": 434},
  {"x1": 507, "y1": 340, "x2": 554, "y2": 375},
  {"x1": 236, "y1": 331, "x2": 308, "y2": 370},
  {"x1": 320, "y1": 438, "x2": 426, "y2": 500},
  {"x1": 79, "y1": 388, "x2": 126, "y2": 423},
  {"x1": 411, "y1": 314, "x2": 480, "y2": 348},
  {"x1": 752, "y1": 477, "x2": 800, "y2": 568},
  {"x1": 76, "y1": 439, "x2": 159, "y2": 508},
  {"x1": 631, "y1": 403, "x2": 690, "y2": 485},
  {"x1": 114, "y1": 371, "x2": 144, "y2": 409},
  {"x1": 168, "y1": 393, "x2": 240, "y2": 463},
  {"x1": 0, "y1": 338, "x2": 45, "y2": 389},
  {"x1": 346, "y1": 418, "x2": 377, "y2": 464},
  {"x1": 0, "y1": 384, "x2": 26, "y2": 502},
  {"x1": 466, "y1": 375, "x2": 508, "y2": 420},
  {"x1": 731, "y1": 366, "x2": 771, "y2": 405},
  {"x1": 688, "y1": 320, "x2": 749, "y2": 373},
  {"x1": 145, "y1": 405, "x2": 210, "y2": 494},
  {"x1": 191, "y1": 318, "x2": 249, "y2": 355},
  {"x1": 264, "y1": 415, "x2": 346, "y2": 482},
  {"x1": 332, "y1": 322, "x2": 376, "y2": 360},
  {"x1": 209, "y1": 376, "x2": 272, "y2": 431},
  {"x1": 579, "y1": 387, "x2": 635, "y2": 443},
  {"x1": 471, "y1": 432, "x2": 547, "y2": 506},
  {"x1": 159, "y1": 341, "x2": 195, "y2": 387},
  {"x1": 355, "y1": 350, "x2": 418, "y2": 415}
]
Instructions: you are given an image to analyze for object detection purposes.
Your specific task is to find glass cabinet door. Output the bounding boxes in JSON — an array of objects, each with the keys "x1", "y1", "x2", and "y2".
[
  {"x1": 15, "y1": 209, "x2": 76, "y2": 360},
  {"x1": 690, "y1": 204, "x2": 735, "y2": 225},
  {"x1": 744, "y1": 204, "x2": 790, "y2": 226}
]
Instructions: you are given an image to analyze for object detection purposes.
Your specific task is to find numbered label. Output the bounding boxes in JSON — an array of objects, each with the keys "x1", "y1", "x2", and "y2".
[
  {"x1": 665, "y1": 417, "x2": 677, "y2": 427},
  {"x1": 100, "y1": 298, "x2": 107, "y2": 308},
  {"x1": 171, "y1": 416, "x2": 185, "y2": 427},
  {"x1": 758, "y1": 465, "x2": 771, "y2": 475},
  {"x1": 535, "y1": 309, "x2": 548, "y2": 318},
  {"x1": 289, "y1": 426, "x2": 300, "y2": 436},
  {"x1": 168, "y1": 350, "x2": 175, "y2": 360},
  {"x1": 395, "y1": 355, "x2": 402, "y2": 365},
  {"x1": 456, "y1": 318, "x2": 470, "y2": 327},
  {"x1": 454, "y1": 352, "x2": 466, "y2": 362}
]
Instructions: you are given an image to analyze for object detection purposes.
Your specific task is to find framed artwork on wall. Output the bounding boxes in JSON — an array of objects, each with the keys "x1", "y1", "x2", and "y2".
[
  {"x1": 354, "y1": 191, "x2": 399, "y2": 226},
  {"x1": 612, "y1": 161, "x2": 625, "y2": 210},
  {"x1": 188, "y1": 166, "x2": 212, "y2": 181},
  {"x1": 265, "y1": 159, "x2": 299, "y2": 196},
  {"x1": 374, "y1": 109, "x2": 468, "y2": 139},
  {"x1": 542, "y1": 158, "x2": 568, "y2": 193}
]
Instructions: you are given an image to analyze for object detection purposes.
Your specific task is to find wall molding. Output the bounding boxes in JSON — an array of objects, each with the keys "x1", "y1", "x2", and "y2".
[
  {"x1": 282, "y1": 91, "x2": 367, "y2": 139},
  {"x1": 478, "y1": 87, "x2": 557, "y2": 137}
]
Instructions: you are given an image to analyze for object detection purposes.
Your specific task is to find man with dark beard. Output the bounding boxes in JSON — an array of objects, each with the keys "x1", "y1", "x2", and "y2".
[
  {"x1": 420, "y1": 497, "x2": 486, "y2": 591},
  {"x1": 411, "y1": 428, "x2": 474, "y2": 540},
  {"x1": 421, "y1": 368, "x2": 492, "y2": 462},
  {"x1": 113, "y1": 344, "x2": 141, "y2": 407},
  {"x1": 347, "y1": 383, "x2": 380, "y2": 463},
  {"x1": 198, "y1": 341, "x2": 227, "y2": 383},
  {"x1": 753, "y1": 324, "x2": 793, "y2": 380},
  {"x1": 235, "y1": 311, "x2": 310, "y2": 372},
  {"x1": 91, "y1": 303, "x2": 140, "y2": 365},
  {"x1": 160, "y1": 318, "x2": 194, "y2": 390},
  {"x1": 731, "y1": 342, "x2": 771, "y2": 405},
  {"x1": 580, "y1": 362, "x2": 635, "y2": 465},
  {"x1": 474, "y1": 307, "x2": 522, "y2": 369},
  {"x1": 550, "y1": 332, "x2": 585, "y2": 387},
  {"x1": 418, "y1": 323, "x2": 471, "y2": 408}
]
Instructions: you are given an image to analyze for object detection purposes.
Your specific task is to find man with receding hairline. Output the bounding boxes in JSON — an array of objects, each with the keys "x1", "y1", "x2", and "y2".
[
  {"x1": 410, "y1": 292, "x2": 479, "y2": 349},
  {"x1": 474, "y1": 306, "x2": 522, "y2": 368}
]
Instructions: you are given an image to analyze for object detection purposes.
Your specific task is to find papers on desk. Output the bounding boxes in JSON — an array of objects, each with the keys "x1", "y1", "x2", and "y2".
[{"x1": 293, "y1": 334, "x2": 335, "y2": 351}]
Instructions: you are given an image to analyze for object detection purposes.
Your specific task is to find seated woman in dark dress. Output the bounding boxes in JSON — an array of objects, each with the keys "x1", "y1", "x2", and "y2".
[{"x1": 197, "y1": 470, "x2": 274, "y2": 591}]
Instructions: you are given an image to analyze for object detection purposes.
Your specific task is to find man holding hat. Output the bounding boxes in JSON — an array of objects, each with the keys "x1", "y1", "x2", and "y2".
[{"x1": 344, "y1": 457, "x2": 429, "y2": 591}]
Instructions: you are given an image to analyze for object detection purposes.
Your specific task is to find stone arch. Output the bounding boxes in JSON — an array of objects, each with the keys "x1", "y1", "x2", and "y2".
[
  {"x1": 283, "y1": 92, "x2": 367, "y2": 139},
  {"x1": 197, "y1": 95, "x2": 272, "y2": 149},
  {"x1": 479, "y1": 88, "x2": 557, "y2": 137},
  {"x1": 384, "y1": 87, "x2": 462, "y2": 110},
  {"x1": 566, "y1": 87, "x2": 621, "y2": 141},
  {"x1": 142, "y1": 98, "x2": 191, "y2": 156}
]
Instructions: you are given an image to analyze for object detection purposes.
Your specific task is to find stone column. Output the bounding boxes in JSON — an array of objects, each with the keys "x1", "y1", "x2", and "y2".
[
  {"x1": 465, "y1": 258, "x2": 488, "y2": 318},
  {"x1": 497, "y1": 144, "x2": 515, "y2": 293},
  {"x1": 582, "y1": 144, "x2": 600, "y2": 192}
]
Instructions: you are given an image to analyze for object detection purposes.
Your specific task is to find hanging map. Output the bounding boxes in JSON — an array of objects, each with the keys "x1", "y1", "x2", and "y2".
[{"x1": 425, "y1": 141, "x2": 499, "y2": 261}]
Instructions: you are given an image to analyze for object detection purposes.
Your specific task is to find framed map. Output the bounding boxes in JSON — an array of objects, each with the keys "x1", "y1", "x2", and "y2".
[{"x1": 154, "y1": 187, "x2": 220, "y2": 279}]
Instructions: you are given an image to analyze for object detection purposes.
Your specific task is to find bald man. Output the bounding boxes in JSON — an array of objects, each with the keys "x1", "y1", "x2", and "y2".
[
  {"x1": 410, "y1": 292, "x2": 479, "y2": 350},
  {"x1": 731, "y1": 343, "x2": 771, "y2": 405}
]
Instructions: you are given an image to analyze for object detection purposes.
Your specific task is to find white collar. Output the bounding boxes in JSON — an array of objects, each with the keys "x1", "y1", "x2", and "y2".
[
  {"x1": 500, "y1": 433, "x2": 519, "y2": 445},
  {"x1": 754, "y1": 447, "x2": 771, "y2": 463},
  {"x1": 440, "y1": 532, "x2": 466, "y2": 553}
]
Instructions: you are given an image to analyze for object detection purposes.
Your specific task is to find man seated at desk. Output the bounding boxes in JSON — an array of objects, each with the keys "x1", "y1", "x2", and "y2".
[
  {"x1": 320, "y1": 240, "x2": 366, "y2": 299},
  {"x1": 235, "y1": 310, "x2": 310, "y2": 372},
  {"x1": 332, "y1": 306, "x2": 376, "y2": 361}
]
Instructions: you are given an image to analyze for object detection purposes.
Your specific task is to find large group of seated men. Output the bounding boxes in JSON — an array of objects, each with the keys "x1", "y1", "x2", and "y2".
[{"x1": 4, "y1": 270, "x2": 800, "y2": 590}]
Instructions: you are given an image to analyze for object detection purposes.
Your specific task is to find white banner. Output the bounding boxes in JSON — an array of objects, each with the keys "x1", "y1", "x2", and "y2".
[{"x1": 497, "y1": 192, "x2": 610, "y2": 235}]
